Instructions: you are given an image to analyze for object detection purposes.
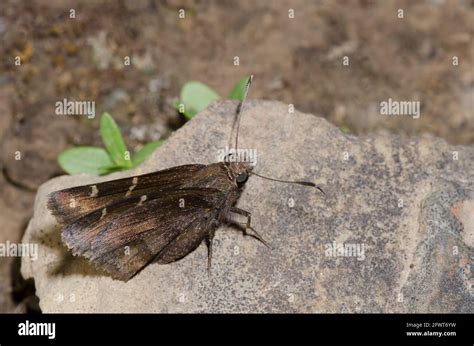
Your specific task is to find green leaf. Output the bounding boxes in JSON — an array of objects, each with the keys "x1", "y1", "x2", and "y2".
[
  {"x1": 58, "y1": 147, "x2": 116, "y2": 175},
  {"x1": 174, "y1": 99, "x2": 195, "y2": 119},
  {"x1": 98, "y1": 165, "x2": 131, "y2": 175},
  {"x1": 100, "y1": 112, "x2": 132, "y2": 168},
  {"x1": 132, "y1": 140, "x2": 164, "y2": 167},
  {"x1": 228, "y1": 75, "x2": 251, "y2": 100},
  {"x1": 174, "y1": 99, "x2": 181, "y2": 111},
  {"x1": 179, "y1": 82, "x2": 220, "y2": 119}
]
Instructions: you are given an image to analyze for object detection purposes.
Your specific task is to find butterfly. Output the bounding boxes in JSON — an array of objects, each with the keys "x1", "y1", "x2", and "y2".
[{"x1": 47, "y1": 75, "x2": 324, "y2": 281}]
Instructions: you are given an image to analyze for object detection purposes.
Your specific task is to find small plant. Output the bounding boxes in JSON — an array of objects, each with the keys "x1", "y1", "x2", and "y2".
[
  {"x1": 175, "y1": 75, "x2": 251, "y2": 119},
  {"x1": 58, "y1": 76, "x2": 250, "y2": 175},
  {"x1": 58, "y1": 112, "x2": 163, "y2": 175}
]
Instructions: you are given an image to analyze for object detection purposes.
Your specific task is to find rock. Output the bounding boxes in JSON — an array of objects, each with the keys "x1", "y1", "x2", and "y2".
[{"x1": 21, "y1": 100, "x2": 474, "y2": 312}]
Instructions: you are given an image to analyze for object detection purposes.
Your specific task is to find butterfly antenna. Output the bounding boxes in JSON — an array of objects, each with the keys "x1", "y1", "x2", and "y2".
[
  {"x1": 234, "y1": 74, "x2": 254, "y2": 153},
  {"x1": 250, "y1": 171, "x2": 326, "y2": 196}
]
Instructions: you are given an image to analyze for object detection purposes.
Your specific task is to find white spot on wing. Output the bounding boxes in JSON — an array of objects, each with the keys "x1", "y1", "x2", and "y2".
[
  {"x1": 100, "y1": 208, "x2": 107, "y2": 220},
  {"x1": 137, "y1": 195, "x2": 147, "y2": 206},
  {"x1": 89, "y1": 185, "x2": 98, "y2": 197},
  {"x1": 125, "y1": 177, "x2": 138, "y2": 197}
]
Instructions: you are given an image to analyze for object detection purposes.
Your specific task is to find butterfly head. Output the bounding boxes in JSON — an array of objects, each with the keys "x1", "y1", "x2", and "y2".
[{"x1": 226, "y1": 161, "x2": 254, "y2": 187}]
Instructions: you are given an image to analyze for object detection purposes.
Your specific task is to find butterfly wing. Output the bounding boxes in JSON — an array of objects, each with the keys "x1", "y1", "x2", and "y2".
[
  {"x1": 48, "y1": 164, "x2": 206, "y2": 224},
  {"x1": 59, "y1": 187, "x2": 225, "y2": 281}
]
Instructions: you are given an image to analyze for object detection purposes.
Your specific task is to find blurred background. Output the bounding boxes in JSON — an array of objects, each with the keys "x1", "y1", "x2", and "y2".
[{"x1": 0, "y1": 0, "x2": 472, "y2": 312}]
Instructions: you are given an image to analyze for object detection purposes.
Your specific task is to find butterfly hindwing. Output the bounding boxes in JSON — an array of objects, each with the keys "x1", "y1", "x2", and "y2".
[{"x1": 96, "y1": 217, "x2": 211, "y2": 281}]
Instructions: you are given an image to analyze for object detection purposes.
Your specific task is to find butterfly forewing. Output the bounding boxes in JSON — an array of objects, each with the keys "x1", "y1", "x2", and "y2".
[{"x1": 48, "y1": 164, "x2": 206, "y2": 224}]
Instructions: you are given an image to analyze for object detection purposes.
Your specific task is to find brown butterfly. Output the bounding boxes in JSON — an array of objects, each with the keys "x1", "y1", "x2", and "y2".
[{"x1": 47, "y1": 75, "x2": 324, "y2": 281}]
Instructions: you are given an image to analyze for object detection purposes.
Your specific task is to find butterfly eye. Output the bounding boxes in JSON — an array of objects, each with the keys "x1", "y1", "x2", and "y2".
[{"x1": 236, "y1": 172, "x2": 248, "y2": 185}]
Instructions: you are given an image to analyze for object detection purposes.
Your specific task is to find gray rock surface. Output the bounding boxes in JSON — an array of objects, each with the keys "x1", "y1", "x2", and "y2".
[{"x1": 21, "y1": 100, "x2": 474, "y2": 312}]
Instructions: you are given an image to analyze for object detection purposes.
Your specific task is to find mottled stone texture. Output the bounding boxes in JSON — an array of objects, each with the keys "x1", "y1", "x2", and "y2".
[{"x1": 21, "y1": 100, "x2": 473, "y2": 312}]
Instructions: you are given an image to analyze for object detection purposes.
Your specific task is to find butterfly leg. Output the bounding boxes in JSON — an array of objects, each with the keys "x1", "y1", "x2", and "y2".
[
  {"x1": 205, "y1": 230, "x2": 215, "y2": 272},
  {"x1": 229, "y1": 207, "x2": 271, "y2": 248}
]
